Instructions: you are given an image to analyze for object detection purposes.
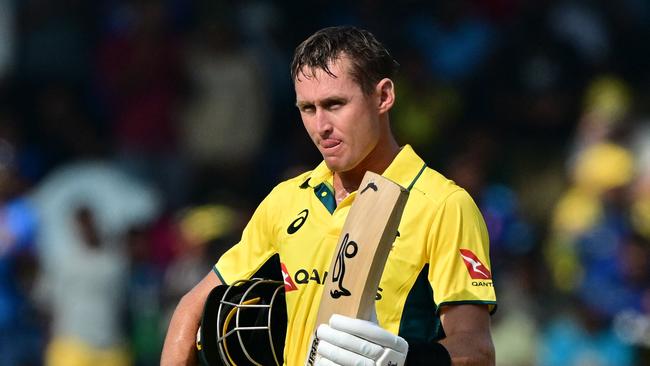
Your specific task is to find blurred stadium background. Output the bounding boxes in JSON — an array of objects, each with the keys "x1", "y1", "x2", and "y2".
[{"x1": 0, "y1": 0, "x2": 649, "y2": 365}]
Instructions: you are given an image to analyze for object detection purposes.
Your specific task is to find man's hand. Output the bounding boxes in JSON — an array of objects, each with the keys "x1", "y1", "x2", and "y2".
[{"x1": 315, "y1": 314, "x2": 408, "y2": 366}]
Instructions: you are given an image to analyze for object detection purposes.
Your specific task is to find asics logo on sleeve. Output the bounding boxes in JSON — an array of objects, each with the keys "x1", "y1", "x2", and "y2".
[
  {"x1": 459, "y1": 249, "x2": 492, "y2": 279},
  {"x1": 287, "y1": 209, "x2": 309, "y2": 234}
]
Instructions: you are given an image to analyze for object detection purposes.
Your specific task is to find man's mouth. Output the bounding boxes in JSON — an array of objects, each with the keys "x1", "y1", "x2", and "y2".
[{"x1": 321, "y1": 139, "x2": 342, "y2": 150}]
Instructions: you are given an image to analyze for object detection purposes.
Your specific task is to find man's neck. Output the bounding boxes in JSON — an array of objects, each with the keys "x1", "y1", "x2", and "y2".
[{"x1": 333, "y1": 138, "x2": 400, "y2": 204}]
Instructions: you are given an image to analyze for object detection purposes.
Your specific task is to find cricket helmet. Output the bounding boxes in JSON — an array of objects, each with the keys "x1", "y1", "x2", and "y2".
[{"x1": 197, "y1": 278, "x2": 287, "y2": 366}]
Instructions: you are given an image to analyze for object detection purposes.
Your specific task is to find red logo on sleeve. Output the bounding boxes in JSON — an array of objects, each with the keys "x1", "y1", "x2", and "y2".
[
  {"x1": 459, "y1": 249, "x2": 492, "y2": 279},
  {"x1": 281, "y1": 262, "x2": 298, "y2": 291}
]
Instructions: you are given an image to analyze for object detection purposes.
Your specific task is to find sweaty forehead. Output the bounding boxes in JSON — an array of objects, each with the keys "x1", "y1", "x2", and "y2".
[
  {"x1": 294, "y1": 65, "x2": 360, "y2": 103},
  {"x1": 297, "y1": 63, "x2": 343, "y2": 83}
]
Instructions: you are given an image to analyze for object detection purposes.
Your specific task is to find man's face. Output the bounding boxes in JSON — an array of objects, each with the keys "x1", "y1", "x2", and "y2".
[{"x1": 295, "y1": 57, "x2": 381, "y2": 173}]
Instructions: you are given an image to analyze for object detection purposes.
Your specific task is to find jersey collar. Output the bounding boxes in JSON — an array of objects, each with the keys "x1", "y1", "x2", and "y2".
[
  {"x1": 382, "y1": 145, "x2": 427, "y2": 190},
  {"x1": 300, "y1": 144, "x2": 426, "y2": 191}
]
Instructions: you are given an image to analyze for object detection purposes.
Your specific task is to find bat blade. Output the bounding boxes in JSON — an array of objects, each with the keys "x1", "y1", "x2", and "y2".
[{"x1": 305, "y1": 171, "x2": 409, "y2": 365}]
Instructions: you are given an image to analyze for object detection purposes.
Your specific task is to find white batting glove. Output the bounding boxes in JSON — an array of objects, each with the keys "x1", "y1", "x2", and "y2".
[{"x1": 315, "y1": 314, "x2": 408, "y2": 366}]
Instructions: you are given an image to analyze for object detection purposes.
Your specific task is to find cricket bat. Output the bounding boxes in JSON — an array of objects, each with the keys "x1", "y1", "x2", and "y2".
[{"x1": 305, "y1": 171, "x2": 409, "y2": 365}]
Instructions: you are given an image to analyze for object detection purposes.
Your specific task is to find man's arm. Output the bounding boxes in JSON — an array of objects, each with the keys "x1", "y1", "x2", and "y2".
[
  {"x1": 161, "y1": 270, "x2": 222, "y2": 365},
  {"x1": 439, "y1": 304, "x2": 495, "y2": 366}
]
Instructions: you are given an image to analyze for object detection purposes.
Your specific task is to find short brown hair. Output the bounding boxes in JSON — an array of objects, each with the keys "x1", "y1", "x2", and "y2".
[{"x1": 291, "y1": 26, "x2": 399, "y2": 95}]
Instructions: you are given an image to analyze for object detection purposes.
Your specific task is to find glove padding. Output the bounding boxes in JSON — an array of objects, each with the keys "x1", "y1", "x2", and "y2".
[{"x1": 315, "y1": 314, "x2": 408, "y2": 366}]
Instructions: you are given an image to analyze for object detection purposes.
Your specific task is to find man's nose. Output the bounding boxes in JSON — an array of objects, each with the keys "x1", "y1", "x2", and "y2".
[{"x1": 315, "y1": 109, "x2": 332, "y2": 135}]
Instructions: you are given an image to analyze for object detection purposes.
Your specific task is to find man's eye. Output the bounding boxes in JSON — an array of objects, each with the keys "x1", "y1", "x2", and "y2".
[
  {"x1": 300, "y1": 106, "x2": 315, "y2": 113},
  {"x1": 327, "y1": 102, "x2": 343, "y2": 110}
]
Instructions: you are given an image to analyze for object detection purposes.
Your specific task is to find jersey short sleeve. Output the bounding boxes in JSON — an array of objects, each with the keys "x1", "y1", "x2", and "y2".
[
  {"x1": 428, "y1": 189, "x2": 496, "y2": 313},
  {"x1": 214, "y1": 188, "x2": 279, "y2": 285}
]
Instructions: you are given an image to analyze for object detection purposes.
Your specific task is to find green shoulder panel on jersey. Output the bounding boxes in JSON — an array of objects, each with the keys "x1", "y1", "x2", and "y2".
[{"x1": 397, "y1": 264, "x2": 443, "y2": 343}]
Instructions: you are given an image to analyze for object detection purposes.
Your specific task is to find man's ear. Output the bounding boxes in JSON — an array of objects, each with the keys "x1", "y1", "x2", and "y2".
[{"x1": 376, "y1": 78, "x2": 395, "y2": 114}]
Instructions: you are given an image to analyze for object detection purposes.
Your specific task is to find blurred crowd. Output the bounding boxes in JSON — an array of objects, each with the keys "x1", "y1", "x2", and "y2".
[{"x1": 0, "y1": 0, "x2": 648, "y2": 365}]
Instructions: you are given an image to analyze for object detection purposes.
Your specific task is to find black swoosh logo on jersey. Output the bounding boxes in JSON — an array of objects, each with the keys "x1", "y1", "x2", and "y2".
[
  {"x1": 330, "y1": 233, "x2": 358, "y2": 298},
  {"x1": 287, "y1": 209, "x2": 309, "y2": 234},
  {"x1": 360, "y1": 181, "x2": 378, "y2": 194}
]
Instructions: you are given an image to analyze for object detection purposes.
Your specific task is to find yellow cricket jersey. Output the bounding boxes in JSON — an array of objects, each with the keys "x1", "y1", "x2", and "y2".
[{"x1": 214, "y1": 145, "x2": 497, "y2": 365}]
